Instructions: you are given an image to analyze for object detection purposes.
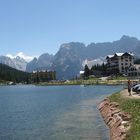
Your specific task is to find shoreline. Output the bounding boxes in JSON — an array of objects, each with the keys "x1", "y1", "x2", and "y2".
[
  {"x1": 98, "y1": 89, "x2": 140, "y2": 140},
  {"x1": 2, "y1": 79, "x2": 138, "y2": 86},
  {"x1": 98, "y1": 96, "x2": 130, "y2": 140},
  {"x1": 35, "y1": 79, "x2": 128, "y2": 86}
]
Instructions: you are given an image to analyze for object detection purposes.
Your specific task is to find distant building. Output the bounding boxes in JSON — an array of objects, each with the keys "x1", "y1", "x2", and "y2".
[
  {"x1": 106, "y1": 52, "x2": 134, "y2": 75},
  {"x1": 79, "y1": 70, "x2": 84, "y2": 78},
  {"x1": 31, "y1": 70, "x2": 56, "y2": 82},
  {"x1": 127, "y1": 64, "x2": 140, "y2": 78}
]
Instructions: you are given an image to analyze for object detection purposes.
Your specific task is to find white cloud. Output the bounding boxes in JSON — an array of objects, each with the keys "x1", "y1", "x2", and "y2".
[{"x1": 6, "y1": 52, "x2": 37, "y2": 62}]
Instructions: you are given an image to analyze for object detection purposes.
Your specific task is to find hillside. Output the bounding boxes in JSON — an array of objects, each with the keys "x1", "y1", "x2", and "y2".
[{"x1": 0, "y1": 63, "x2": 30, "y2": 83}]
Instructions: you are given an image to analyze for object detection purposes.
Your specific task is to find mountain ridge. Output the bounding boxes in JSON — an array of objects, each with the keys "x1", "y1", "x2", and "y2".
[
  {"x1": 0, "y1": 55, "x2": 27, "y2": 71},
  {"x1": 1, "y1": 35, "x2": 140, "y2": 79}
]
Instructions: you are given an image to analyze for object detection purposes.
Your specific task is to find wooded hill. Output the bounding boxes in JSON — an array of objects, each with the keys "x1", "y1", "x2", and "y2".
[{"x1": 0, "y1": 63, "x2": 30, "y2": 83}]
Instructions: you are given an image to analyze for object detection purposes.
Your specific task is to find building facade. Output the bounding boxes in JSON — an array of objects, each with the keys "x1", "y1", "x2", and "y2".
[
  {"x1": 127, "y1": 64, "x2": 140, "y2": 78},
  {"x1": 106, "y1": 52, "x2": 134, "y2": 75},
  {"x1": 31, "y1": 70, "x2": 56, "y2": 82}
]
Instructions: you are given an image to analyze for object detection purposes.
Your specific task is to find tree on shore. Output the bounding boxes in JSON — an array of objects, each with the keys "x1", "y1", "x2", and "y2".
[
  {"x1": 84, "y1": 65, "x2": 90, "y2": 77},
  {"x1": 84, "y1": 63, "x2": 107, "y2": 78},
  {"x1": 0, "y1": 63, "x2": 30, "y2": 83}
]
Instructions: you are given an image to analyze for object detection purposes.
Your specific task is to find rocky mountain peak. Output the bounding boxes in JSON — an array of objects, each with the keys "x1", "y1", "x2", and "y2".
[
  {"x1": 15, "y1": 56, "x2": 27, "y2": 63},
  {"x1": 120, "y1": 35, "x2": 138, "y2": 42},
  {"x1": 0, "y1": 55, "x2": 27, "y2": 71}
]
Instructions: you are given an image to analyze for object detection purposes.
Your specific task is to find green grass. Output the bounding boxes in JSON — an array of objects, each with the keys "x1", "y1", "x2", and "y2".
[
  {"x1": 88, "y1": 76, "x2": 99, "y2": 80},
  {"x1": 36, "y1": 79, "x2": 125, "y2": 86},
  {"x1": 109, "y1": 92, "x2": 140, "y2": 140},
  {"x1": 111, "y1": 75, "x2": 127, "y2": 80}
]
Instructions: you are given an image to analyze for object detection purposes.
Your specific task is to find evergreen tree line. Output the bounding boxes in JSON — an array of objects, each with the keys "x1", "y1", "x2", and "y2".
[
  {"x1": 134, "y1": 58, "x2": 140, "y2": 64},
  {"x1": 84, "y1": 63, "x2": 107, "y2": 77},
  {"x1": 0, "y1": 63, "x2": 30, "y2": 83}
]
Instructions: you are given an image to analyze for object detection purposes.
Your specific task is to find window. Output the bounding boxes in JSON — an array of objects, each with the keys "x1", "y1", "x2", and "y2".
[{"x1": 131, "y1": 68, "x2": 134, "y2": 71}]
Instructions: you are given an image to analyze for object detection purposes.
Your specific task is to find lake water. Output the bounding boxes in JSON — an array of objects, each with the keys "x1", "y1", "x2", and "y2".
[{"x1": 0, "y1": 85, "x2": 123, "y2": 140}]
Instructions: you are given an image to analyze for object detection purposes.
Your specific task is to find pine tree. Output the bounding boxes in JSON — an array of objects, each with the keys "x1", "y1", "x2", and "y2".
[{"x1": 84, "y1": 65, "x2": 90, "y2": 77}]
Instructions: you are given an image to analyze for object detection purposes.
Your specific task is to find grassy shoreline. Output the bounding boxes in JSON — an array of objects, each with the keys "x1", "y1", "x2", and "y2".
[
  {"x1": 37, "y1": 79, "x2": 128, "y2": 86},
  {"x1": 0, "y1": 79, "x2": 128, "y2": 87},
  {"x1": 109, "y1": 91, "x2": 140, "y2": 140}
]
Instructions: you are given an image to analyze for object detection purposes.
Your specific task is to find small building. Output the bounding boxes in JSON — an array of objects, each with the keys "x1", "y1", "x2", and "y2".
[
  {"x1": 31, "y1": 70, "x2": 56, "y2": 82},
  {"x1": 106, "y1": 52, "x2": 134, "y2": 75},
  {"x1": 79, "y1": 70, "x2": 84, "y2": 79},
  {"x1": 127, "y1": 64, "x2": 140, "y2": 78}
]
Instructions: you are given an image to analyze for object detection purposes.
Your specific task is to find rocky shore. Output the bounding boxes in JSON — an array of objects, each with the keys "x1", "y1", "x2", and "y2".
[{"x1": 98, "y1": 97, "x2": 131, "y2": 140}]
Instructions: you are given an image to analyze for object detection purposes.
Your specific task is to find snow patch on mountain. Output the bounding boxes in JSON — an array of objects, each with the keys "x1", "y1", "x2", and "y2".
[
  {"x1": 82, "y1": 57, "x2": 106, "y2": 69},
  {"x1": 6, "y1": 52, "x2": 36, "y2": 62}
]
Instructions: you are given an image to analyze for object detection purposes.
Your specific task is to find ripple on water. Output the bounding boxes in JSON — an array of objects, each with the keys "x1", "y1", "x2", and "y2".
[{"x1": 49, "y1": 99, "x2": 109, "y2": 140}]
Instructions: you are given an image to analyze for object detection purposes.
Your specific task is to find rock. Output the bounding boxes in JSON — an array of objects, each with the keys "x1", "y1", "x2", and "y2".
[{"x1": 98, "y1": 99, "x2": 131, "y2": 140}]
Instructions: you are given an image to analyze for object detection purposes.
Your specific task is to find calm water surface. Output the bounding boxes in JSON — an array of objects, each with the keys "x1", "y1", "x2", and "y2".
[{"x1": 0, "y1": 85, "x2": 123, "y2": 140}]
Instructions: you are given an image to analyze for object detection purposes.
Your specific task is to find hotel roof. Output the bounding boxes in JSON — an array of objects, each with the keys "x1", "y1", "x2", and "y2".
[
  {"x1": 106, "y1": 55, "x2": 114, "y2": 58},
  {"x1": 106, "y1": 52, "x2": 134, "y2": 59}
]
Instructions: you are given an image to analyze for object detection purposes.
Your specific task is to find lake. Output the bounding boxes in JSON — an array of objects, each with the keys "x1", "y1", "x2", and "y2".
[{"x1": 0, "y1": 85, "x2": 123, "y2": 140}]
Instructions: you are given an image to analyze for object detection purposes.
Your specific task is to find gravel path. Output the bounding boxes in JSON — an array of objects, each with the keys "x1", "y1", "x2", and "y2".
[{"x1": 121, "y1": 89, "x2": 140, "y2": 99}]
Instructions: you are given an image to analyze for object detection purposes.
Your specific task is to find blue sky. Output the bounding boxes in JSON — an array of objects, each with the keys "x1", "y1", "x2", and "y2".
[{"x1": 0, "y1": 0, "x2": 140, "y2": 58}]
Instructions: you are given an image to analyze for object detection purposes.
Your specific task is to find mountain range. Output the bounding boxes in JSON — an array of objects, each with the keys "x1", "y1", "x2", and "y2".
[
  {"x1": 1, "y1": 35, "x2": 140, "y2": 79},
  {"x1": 0, "y1": 56, "x2": 27, "y2": 71}
]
